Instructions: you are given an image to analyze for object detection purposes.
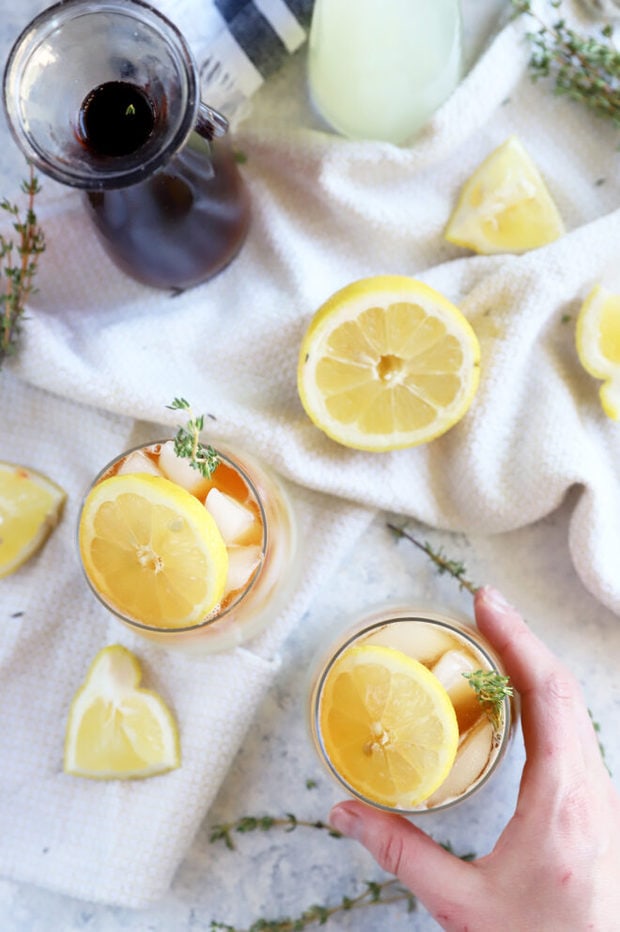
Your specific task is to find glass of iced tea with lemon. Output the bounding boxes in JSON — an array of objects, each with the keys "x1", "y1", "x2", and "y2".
[
  {"x1": 310, "y1": 606, "x2": 515, "y2": 812},
  {"x1": 78, "y1": 414, "x2": 297, "y2": 652}
]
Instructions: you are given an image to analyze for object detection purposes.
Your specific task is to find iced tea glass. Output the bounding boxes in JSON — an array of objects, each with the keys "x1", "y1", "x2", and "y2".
[
  {"x1": 310, "y1": 606, "x2": 516, "y2": 813},
  {"x1": 78, "y1": 439, "x2": 297, "y2": 653}
]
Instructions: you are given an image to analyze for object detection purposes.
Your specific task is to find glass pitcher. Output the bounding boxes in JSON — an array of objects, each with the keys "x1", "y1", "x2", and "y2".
[
  {"x1": 307, "y1": 0, "x2": 463, "y2": 145},
  {"x1": 3, "y1": 0, "x2": 251, "y2": 291}
]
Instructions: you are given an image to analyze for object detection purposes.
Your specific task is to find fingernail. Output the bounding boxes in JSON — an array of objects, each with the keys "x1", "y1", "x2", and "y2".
[
  {"x1": 479, "y1": 586, "x2": 515, "y2": 615},
  {"x1": 329, "y1": 803, "x2": 363, "y2": 841}
]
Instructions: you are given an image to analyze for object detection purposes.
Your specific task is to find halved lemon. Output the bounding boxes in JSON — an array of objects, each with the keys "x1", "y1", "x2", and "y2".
[
  {"x1": 297, "y1": 275, "x2": 480, "y2": 451},
  {"x1": 318, "y1": 644, "x2": 459, "y2": 809},
  {"x1": 79, "y1": 473, "x2": 228, "y2": 628},
  {"x1": 576, "y1": 284, "x2": 620, "y2": 420},
  {"x1": 0, "y1": 462, "x2": 66, "y2": 578},
  {"x1": 445, "y1": 136, "x2": 565, "y2": 254},
  {"x1": 64, "y1": 644, "x2": 180, "y2": 779}
]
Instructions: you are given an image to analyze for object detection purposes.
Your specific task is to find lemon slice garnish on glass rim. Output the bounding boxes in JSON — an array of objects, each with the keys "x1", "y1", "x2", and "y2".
[
  {"x1": 576, "y1": 284, "x2": 620, "y2": 420},
  {"x1": 0, "y1": 462, "x2": 66, "y2": 578},
  {"x1": 78, "y1": 472, "x2": 228, "y2": 629},
  {"x1": 318, "y1": 644, "x2": 459, "y2": 809},
  {"x1": 64, "y1": 644, "x2": 180, "y2": 779},
  {"x1": 297, "y1": 275, "x2": 480, "y2": 451},
  {"x1": 444, "y1": 135, "x2": 565, "y2": 255}
]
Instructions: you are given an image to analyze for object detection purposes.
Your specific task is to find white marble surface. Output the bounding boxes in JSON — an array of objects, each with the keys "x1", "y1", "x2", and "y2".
[{"x1": 2, "y1": 1, "x2": 619, "y2": 930}]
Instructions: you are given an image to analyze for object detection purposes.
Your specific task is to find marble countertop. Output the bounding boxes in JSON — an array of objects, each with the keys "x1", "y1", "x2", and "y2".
[{"x1": 2, "y1": 1, "x2": 619, "y2": 930}]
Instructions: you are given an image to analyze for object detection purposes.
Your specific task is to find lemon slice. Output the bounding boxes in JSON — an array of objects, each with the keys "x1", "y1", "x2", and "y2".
[
  {"x1": 576, "y1": 284, "x2": 620, "y2": 420},
  {"x1": 64, "y1": 645, "x2": 180, "y2": 779},
  {"x1": 445, "y1": 136, "x2": 565, "y2": 254},
  {"x1": 318, "y1": 644, "x2": 459, "y2": 809},
  {"x1": 79, "y1": 473, "x2": 228, "y2": 628},
  {"x1": 0, "y1": 462, "x2": 66, "y2": 578},
  {"x1": 297, "y1": 275, "x2": 480, "y2": 451}
]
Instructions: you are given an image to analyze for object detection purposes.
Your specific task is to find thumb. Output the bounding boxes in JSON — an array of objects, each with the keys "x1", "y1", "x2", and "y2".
[{"x1": 329, "y1": 800, "x2": 479, "y2": 923}]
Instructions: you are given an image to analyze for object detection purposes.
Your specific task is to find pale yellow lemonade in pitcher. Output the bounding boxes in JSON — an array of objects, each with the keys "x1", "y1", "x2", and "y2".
[
  {"x1": 310, "y1": 608, "x2": 515, "y2": 813},
  {"x1": 78, "y1": 438, "x2": 297, "y2": 653}
]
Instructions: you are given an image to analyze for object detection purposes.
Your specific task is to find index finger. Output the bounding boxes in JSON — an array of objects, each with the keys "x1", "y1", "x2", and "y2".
[{"x1": 473, "y1": 587, "x2": 598, "y2": 779}]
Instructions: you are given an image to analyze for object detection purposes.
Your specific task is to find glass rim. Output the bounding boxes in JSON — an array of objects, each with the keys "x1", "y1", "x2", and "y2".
[
  {"x1": 77, "y1": 439, "x2": 269, "y2": 635},
  {"x1": 312, "y1": 609, "x2": 515, "y2": 815},
  {"x1": 3, "y1": 0, "x2": 201, "y2": 190}
]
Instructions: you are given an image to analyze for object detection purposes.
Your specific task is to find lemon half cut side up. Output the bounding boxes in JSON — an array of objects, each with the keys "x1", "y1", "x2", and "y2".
[{"x1": 297, "y1": 275, "x2": 481, "y2": 451}]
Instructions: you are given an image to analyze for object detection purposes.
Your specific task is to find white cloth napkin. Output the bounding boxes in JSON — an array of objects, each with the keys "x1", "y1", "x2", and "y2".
[{"x1": 1, "y1": 0, "x2": 619, "y2": 908}]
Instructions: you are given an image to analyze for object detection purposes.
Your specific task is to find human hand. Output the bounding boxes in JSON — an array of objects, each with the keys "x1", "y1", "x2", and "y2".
[{"x1": 329, "y1": 586, "x2": 620, "y2": 931}]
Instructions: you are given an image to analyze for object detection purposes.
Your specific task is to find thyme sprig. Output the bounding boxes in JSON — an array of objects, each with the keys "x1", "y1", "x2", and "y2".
[
  {"x1": 166, "y1": 397, "x2": 219, "y2": 478},
  {"x1": 210, "y1": 813, "x2": 342, "y2": 850},
  {"x1": 0, "y1": 166, "x2": 45, "y2": 368},
  {"x1": 387, "y1": 522, "x2": 479, "y2": 595},
  {"x1": 209, "y1": 879, "x2": 415, "y2": 932},
  {"x1": 463, "y1": 669, "x2": 515, "y2": 730},
  {"x1": 511, "y1": 0, "x2": 620, "y2": 127}
]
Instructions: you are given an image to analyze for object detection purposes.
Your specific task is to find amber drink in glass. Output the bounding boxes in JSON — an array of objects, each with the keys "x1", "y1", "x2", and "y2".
[
  {"x1": 78, "y1": 440, "x2": 297, "y2": 652},
  {"x1": 310, "y1": 607, "x2": 516, "y2": 813}
]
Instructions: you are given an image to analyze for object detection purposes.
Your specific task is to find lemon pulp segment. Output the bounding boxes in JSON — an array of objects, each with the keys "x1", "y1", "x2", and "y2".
[
  {"x1": 79, "y1": 473, "x2": 228, "y2": 628},
  {"x1": 297, "y1": 275, "x2": 480, "y2": 451},
  {"x1": 319, "y1": 644, "x2": 459, "y2": 808}
]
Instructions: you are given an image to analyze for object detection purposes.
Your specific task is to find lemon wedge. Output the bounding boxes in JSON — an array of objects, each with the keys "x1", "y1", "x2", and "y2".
[
  {"x1": 0, "y1": 462, "x2": 66, "y2": 578},
  {"x1": 297, "y1": 275, "x2": 480, "y2": 451},
  {"x1": 64, "y1": 645, "x2": 180, "y2": 779},
  {"x1": 445, "y1": 136, "x2": 565, "y2": 254},
  {"x1": 79, "y1": 473, "x2": 228, "y2": 628},
  {"x1": 576, "y1": 284, "x2": 620, "y2": 420},
  {"x1": 318, "y1": 644, "x2": 459, "y2": 809}
]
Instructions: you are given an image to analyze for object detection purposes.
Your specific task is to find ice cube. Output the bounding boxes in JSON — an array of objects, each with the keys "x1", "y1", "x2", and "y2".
[
  {"x1": 432, "y1": 649, "x2": 477, "y2": 695},
  {"x1": 206, "y1": 488, "x2": 256, "y2": 544},
  {"x1": 225, "y1": 545, "x2": 262, "y2": 593},
  {"x1": 432, "y1": 649, "x2": 484, "y2": 734},
  {"x1": 116, "y1": 450, "x2": 162, "y2": 477},
  {"x1": 366, "y1": 622, "x2": 457, "y2": 666},
  {"x1": 158, "y1": 440, "x2": 210, "y2": 495},
  {"x1": 426, "y1": 717, "x2": 494, "y2": 807}
]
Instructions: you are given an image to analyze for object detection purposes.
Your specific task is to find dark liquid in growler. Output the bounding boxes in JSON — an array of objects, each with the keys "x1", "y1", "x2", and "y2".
[{"x1": 77, "y1": 81, "x2": 250, "y2": 290}]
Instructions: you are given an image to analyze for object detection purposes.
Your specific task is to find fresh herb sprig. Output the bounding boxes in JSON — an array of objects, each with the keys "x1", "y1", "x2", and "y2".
[
  {"x1": 209, "y1": 879, "x2": 415, "y2": 932},
  {"x1": 463, "y1": 669, "x2": 515, "y2": 730},
  {"x1": 210, "y1": 813, "x2": 342, "y2": 850},
  {"x1": 387, "y1": 522, "x2": 479, "y2": 595},
  {"x1": 511, "y1": 0, "x2": 620, "y2": 128},
  {"x1": 0, "y1": 166, "x2": 45, "y2": 368},
  {"x1": 166, "y1": 397, "x2": 219, "y2": 478}
]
